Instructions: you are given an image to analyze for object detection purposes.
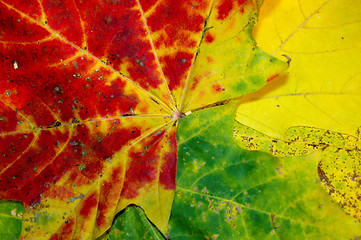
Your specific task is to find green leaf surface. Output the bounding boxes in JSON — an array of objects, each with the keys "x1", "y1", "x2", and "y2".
[
  {"x1": 234, "y1": 121, "x2": 361, "y2": 221},
  {"x1": 169, "y1": 101, "x2": 361, "y2": 239},
  {"x1": 0, "y1": 201, "x2": 24, "y2": 240},
  {"x1": 101, "y1": 205, "x2": 164, "y2": 240}
]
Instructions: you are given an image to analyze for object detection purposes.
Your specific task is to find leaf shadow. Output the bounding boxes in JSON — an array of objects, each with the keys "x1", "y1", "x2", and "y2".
[
  {"x1": 240, "y1": 72, "x2": 289, "y2": 104},
  {"x1": 253, "y1": 0, "x2": 283, "y2": 38},
  {"x1": 259, "y1": 0, "x2": 283, "y2": 18}
]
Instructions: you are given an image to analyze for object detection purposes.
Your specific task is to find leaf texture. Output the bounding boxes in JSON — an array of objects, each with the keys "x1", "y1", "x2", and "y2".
[
  {"x1": 236, "y1": 0, "x2": 361, "y2": 139},
  {"x1": 234, "y1": 122, "x2": 361, "y2": 221},
  {"x1": 235, "y1": 0, "x2": 361, "y2": 224},
  {"x1": 171, "y1": 102, "x2": 361, "y2": 239},
  {"x1": 101, "y1": 205, "x2": 164, "y2": 240},
  {"x1": 0, "y1": 201, "x2": 24, "y2": 239},
  {"x1": 0, "y1": 0, "x2": 286, "y2": 238}
]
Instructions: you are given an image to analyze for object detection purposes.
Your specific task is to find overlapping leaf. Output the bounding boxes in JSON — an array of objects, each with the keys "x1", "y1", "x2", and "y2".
[
  {"x1": 171, "y1": 102, "x2": 361, "y2": 239},
  {"x1": 100, "y1": 205, "x2": 163, "y2": 240},
  {"x1": 235, "y1": 0, "x2": 361, "y2": 223},
  {"x1": 234, "y1": 122, "x2": 361, "y2": 221},
  {"x1": 236, "y1": 0, "x2": 361, "y2": 139},
  {"x1": 0, "y1": 0, "x2": 286, "y2": 238}
]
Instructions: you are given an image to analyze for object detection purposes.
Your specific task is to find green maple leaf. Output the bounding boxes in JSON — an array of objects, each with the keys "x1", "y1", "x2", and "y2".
[
  {"x1": 104, "y1": 101, "x2": 361, "y2": 239},
  {"x1": 171, "y1": 102, "x2": 361, "y2": 239}
]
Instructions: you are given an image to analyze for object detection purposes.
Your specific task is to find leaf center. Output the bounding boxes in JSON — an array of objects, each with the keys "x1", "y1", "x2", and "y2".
[{"x1": 174, "y1": 111, "x2": 192, "y2": 119}]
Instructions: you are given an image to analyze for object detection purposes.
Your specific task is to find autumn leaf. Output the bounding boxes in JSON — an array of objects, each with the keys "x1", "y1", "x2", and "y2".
[
  {"x1": 103, "y1": 102, "x2": 361, "y2": 239},
  {"x1": 235, "y1": 0, "x2": 361, "y2": 224},
  {"x1": 234, "y1": 122, "x2": 361, "y2": 221},
  {"x1": 0, "y1": 0, "x2": 286, "y2": 238},
  {"x1": 170, "y1": 102, "x2": 361, "y2": 239},
  {"x1": 236, "y1": 0, "x2": 361, "y2": 139}
]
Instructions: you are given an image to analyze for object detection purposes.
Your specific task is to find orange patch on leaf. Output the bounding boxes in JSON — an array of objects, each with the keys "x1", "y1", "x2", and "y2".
[
  {"x1": 205, "y1": 33, "x2": 215, "y2": 43},
  {"x1": 190, "y1": 71, "x2": 212, "y2": 91},
  {"x1": 206, "y1": 56, "x2": 214, "y2": 63},
  {"x1": 267, "y1": 74, "x2": 279, "y2": 82},
  {"x1": 212, "y1": 84, "x2": 223, "y2": 93}
]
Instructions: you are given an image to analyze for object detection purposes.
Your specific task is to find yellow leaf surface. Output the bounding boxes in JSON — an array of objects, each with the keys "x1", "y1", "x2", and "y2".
[
  {"x1": 234, "y1": 121, "x2": 361, "y2": 220},
  {"x1": 236, "y1": 0, "x2": 361, "y2": 139}
]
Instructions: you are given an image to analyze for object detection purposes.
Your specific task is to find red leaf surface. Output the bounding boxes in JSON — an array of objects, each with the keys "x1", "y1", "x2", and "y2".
[{"x1": 0, "y1": 0, "x2": 287, "y2": 238}]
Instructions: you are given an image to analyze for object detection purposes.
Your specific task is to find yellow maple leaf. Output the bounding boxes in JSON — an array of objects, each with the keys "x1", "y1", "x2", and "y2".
[
  {"x1": 237, "y1": 0, "x2": 361, "y2": 139},
  {"x1": 235, "y1": 0, "x2": 361, "y2": 223}
]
